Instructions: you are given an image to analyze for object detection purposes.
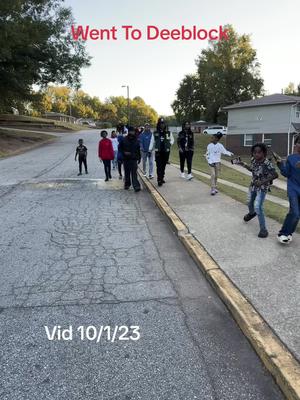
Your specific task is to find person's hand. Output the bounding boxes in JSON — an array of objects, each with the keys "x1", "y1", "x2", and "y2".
[{"x1": 179, "y1": 148, "x2": 183, "y2": 153}]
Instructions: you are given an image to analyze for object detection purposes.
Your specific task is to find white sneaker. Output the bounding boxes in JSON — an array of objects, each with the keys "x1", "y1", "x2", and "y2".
[
  {"x1": 149, "y1": 175, "x2": 154, "y2": 179},
  {"x1": 143, "y1": 172, "x2": 147, "y2": 177},
  {"x1": 187, "y1": 174, "x2": 193, "y2": 180},
  {"x1": 277, "y1": 235, "x2": 291, "y2": 244},
  {"x1": 180, "y1": 172, "x2": 186, "y2": 179},
  {"x1": 288, "y1": 235, "x2": 293, "y2": 242}
]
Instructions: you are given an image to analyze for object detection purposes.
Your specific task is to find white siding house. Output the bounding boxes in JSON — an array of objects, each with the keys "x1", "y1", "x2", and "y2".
[{"x1": 223, "y1": 94, "x2": 300, "y2": 156}]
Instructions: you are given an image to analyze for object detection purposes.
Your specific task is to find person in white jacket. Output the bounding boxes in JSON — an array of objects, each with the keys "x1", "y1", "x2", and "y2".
[{"x1": 206, "y1": 133, "x2": 233, "y2": 195}]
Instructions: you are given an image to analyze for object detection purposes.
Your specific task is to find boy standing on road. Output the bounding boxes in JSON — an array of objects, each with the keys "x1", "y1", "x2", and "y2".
[
  {"x1": 140, "y1": 123, "x2": 154, "y2": 179},
  {"x1": 75, "y1": 138, "x2": 88, "y2": 176},
  {"x1": 275, "y1": 134, "x2": 300, "y2": 244},
  {"x1": 206, "y1": 133, "x2": 233, "y2": 195},
  {"x1": 241, "y1": 143, "x2": 278, "y2": 238},
  {"x1": 119, "y1": 126, "x2": 141, "y2": 192}
]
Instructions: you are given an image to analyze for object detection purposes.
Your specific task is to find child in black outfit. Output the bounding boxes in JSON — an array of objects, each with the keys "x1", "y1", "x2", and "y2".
[{"x1": 75, "y1": 139, "x2": 88, "y2": 176}]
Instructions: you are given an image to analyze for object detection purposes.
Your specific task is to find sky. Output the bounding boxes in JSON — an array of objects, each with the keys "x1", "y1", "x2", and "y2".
[{"x1": 65, "y1": 0, "x2": 300, "y2": 115}]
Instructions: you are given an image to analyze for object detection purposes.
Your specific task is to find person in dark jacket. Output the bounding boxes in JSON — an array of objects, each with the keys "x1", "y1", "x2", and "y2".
[
  {"x1": 98, "y1": 130, "x2": 114, "y2": 182},
  {"x1": 119, "y1": 126, "x2": 141, "y2": 192},
  {"x1": 177, "y1": 121, "x2": 194, "y2": 180},
  {"x1": 75, "y1": 138, "x2": 88, "y2": 176},
  {"x1": 154, "y1": 117, "x2": 174, "y2": 186}
]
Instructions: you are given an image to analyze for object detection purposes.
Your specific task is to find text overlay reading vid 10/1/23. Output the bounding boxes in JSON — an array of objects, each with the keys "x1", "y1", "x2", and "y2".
[{"x1": 71, "y1": 25, "x2": 229, "y2": 42}]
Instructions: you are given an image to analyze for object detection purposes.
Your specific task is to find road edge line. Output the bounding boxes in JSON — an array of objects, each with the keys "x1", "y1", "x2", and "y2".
[{"x1": 139, "y1": 171, "x2": 300, "y2": 400}]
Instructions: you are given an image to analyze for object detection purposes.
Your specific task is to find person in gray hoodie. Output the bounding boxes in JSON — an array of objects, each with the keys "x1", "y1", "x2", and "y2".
[{"x1": 139, "y1": 123, "x2": 154, "y2": 179}]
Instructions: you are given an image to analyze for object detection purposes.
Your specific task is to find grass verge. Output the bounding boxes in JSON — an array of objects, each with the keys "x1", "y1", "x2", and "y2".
[
  {"x1": 0, "y1": 129, "x2": 56, "y2": 158},
  {"x1": 170, "y1": 134, "x2": 288, "y2": 201}
]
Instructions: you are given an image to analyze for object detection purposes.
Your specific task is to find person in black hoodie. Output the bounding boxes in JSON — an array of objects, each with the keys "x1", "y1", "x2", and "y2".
[
  {"x1": 154, "y1": 117, "x2": 174, "y2": 186},
  {"x1": 119, "y1": 126, "x2": 141, "y2": 192},
  {"x1": 177, "y1": 121, "x2": 194, "y2": 180}
]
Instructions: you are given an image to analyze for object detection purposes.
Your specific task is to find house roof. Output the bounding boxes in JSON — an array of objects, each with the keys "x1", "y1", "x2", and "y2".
[{"x1": 223, "y1": 93, "x2": 300, "y2": 111}]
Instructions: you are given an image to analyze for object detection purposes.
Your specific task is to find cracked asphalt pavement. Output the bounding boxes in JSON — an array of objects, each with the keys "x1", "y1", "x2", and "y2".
[{"x1": 0, "y1": 130, "x2": 283, "y2": 399}]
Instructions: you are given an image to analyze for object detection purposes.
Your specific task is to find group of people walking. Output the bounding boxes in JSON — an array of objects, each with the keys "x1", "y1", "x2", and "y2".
[{"x1": 75, "y1": 119, "x2": 300, "y2": 244}]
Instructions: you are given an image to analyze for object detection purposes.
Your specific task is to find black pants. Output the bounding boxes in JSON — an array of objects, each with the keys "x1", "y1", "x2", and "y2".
[
  {"x1": 118, "y1": 160, "x2": 123, "y2": 177},
  {"x1": 79, "y1": 156, "x2": 87, "y2": 173},
  {"x1": 179, "y1": 150, "x2": 193, "y2": 174},
  {"x1": 103, "y1": 160, "x2": 111, "y2": 180},
  {"x1": 124, "y1": 159, "x2": 140, "y2": 190},
  {"x1": 155, "y1": 151, "x2": 169, "y2": 183}
]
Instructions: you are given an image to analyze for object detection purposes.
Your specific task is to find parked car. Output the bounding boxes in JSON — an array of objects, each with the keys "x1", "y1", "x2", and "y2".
[{"x1": 203, "y1": 126, "x2": 227, "y2": 135}]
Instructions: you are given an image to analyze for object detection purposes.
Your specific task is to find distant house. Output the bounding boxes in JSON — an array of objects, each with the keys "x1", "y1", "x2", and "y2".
[
  {"x1": 43, "y1": 112, "x2": 77, "y2": 124},
  {"x1": 191, "y1": 120, "x2": 209, "y2": 133},
  {"x1": 223, "y1": 94, "x2": 300, "y2": 156}
]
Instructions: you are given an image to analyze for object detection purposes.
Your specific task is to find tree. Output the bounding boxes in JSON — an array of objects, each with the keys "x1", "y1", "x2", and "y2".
[
  {"x1": 0, "y1": 0, "x2": 90, "y2": 112},
  {"x1": 172, "y1": 25, "x2": 264, "y2": 124}
]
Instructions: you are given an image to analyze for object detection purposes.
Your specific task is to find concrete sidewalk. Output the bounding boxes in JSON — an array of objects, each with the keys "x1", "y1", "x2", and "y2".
[{"x1": 152, "y1": 164, "x2": 299, "y2": 363}]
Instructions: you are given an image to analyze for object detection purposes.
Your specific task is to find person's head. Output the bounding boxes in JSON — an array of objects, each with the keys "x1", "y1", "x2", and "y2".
[
  {"x1": 182, "y1": 121, "x2": 191, "y2": 132},
  {"x1": 100, "y1": 130, "x2": 108, "y2": 138},
  {"x1": 111, "y1": 130, "x2": 116, "y2": 138},
  {"x1": 157, "y1": 117, "x2": 167, "y2": 132},
  {"x1": 251, "y1": 142, "x2": 268, "y2": 161},
  {"x1": 139, "y1": 126, "x2": 144, "y2": 133},
  {"x1": 294, "y1": 134, "x2": 300, "y2": 154},
  {"x1": 127, "y1": 126, "x2": 136, "y2": 139},
  {"x1": 78, "y1": 139, "x2": 83, "y2": 145},
  {"x1": 211, "y1": 133, "x2": 223, "y2": 144},
  {"x1": 144, "y1": 123, "x2": 150, "y2": 131}
]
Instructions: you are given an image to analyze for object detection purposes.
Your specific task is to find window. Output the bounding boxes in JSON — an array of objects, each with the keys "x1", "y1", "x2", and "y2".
[
  {"x1": 296, "y1": 106, "x2": 300, "y2": 118},
  {"x1": 262, "y1": 134, "x2": 272, "y2": 146},
  {"x1": 244, "y1": 134, "x2": 253, "y2": 147}
]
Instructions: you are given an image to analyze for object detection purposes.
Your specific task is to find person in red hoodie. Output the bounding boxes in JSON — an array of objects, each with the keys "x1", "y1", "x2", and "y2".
[{"x1": 98, "y1": 130, "x2": 114, "y2": 182}]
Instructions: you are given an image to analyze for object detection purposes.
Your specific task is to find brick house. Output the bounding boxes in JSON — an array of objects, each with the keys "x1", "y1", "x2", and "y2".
[{"x1": 223, "y1": 94, "x2": 300, "y2": 156}]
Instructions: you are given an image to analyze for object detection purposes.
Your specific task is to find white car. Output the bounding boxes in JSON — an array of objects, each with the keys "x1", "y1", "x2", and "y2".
[{"x1": 203, "y1": 126, "x2": 227, "y2": 135}]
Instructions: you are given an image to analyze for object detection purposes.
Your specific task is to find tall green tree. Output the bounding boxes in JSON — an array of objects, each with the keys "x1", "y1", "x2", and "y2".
[
  {"x1": 0, "y1": 0, "x2": 90, "y2": 112},
  {"x1": 172, "y1": 25, "x2": 264, "y2": 124}
]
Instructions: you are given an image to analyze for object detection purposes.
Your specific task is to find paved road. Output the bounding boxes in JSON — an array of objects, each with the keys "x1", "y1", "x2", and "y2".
[{"x1": 0, "y1": 131, "x2": 283, "y2": 399}]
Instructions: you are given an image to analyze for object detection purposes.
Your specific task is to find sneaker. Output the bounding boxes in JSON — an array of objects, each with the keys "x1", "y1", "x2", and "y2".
[
  {"x1": 119, "y1": 175, "x2": 122, "y2": 180},
  {"x1": 149, "y1": 175, "x2": 154, "y2": 179},
  {"x1": 277, "y1": 234, "x2": 291, "y2": 244},
  {"x1": 215, "y1": 188, "x2": 218, "y2": 193},
  {"x1": 243, "y1": 212, "x2": 257, "y2": 222},
  {"x1": 77, "y1": 173, "x2": 82, "y2": 176},
  {"x1": 143, "y1": 171, "x2": 147, "y2": 176},
  {"x1": 158, "y1": 181, "x2": 163, "y2": 187},
  {"x1": 124, "y1": 186, "x2": 130, "y2": 190},
  {"x1": 258, "y1": 228, "x2": 268, "y2": 238},
  {"x1": 85, "y1": 171, "x2": 88, "y2": 174},
  {"x1": 134, "y1": 188, "x2": 141, "y2": 192},
  {"x1": 211, "y1": 189, "x2": 216, "y2": 196},
  {"x1": 187, "y1": 174, "x2": 193, "y2": 180},
  {"x1": 105, "y1": 178, "x2": 109, "y2": 182},
  {"x1": 180, "y1": 172, "x2": 186, "y2": 179},
  {"x1": 162, "y1": 179, "x2": 166, "y2": 184}
]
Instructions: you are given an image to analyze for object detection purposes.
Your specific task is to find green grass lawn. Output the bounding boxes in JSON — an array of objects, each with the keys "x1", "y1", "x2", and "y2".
[{"x1": 169, "y1": 134, "x2": 288, "y2": 201}]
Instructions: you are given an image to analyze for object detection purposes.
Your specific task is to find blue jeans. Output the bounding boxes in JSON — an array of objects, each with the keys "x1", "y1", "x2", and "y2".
[
  {"x1": 141, "y1": 151, "x2": 154, "y2": 176},
  {"x1": 112, "y1": 151, "x2": 118, "y2": 168},
  {"x1": 279, "y1": 191, "x2": 300, "y2": 235},
  {"x1": 247, "y1": 189, "x2": 267, "y2": 230}
]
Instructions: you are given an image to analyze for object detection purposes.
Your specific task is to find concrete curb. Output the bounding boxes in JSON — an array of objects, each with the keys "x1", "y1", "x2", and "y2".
[{"x1": 138, "y1": 171, "x2": 300, "y2": 400}]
